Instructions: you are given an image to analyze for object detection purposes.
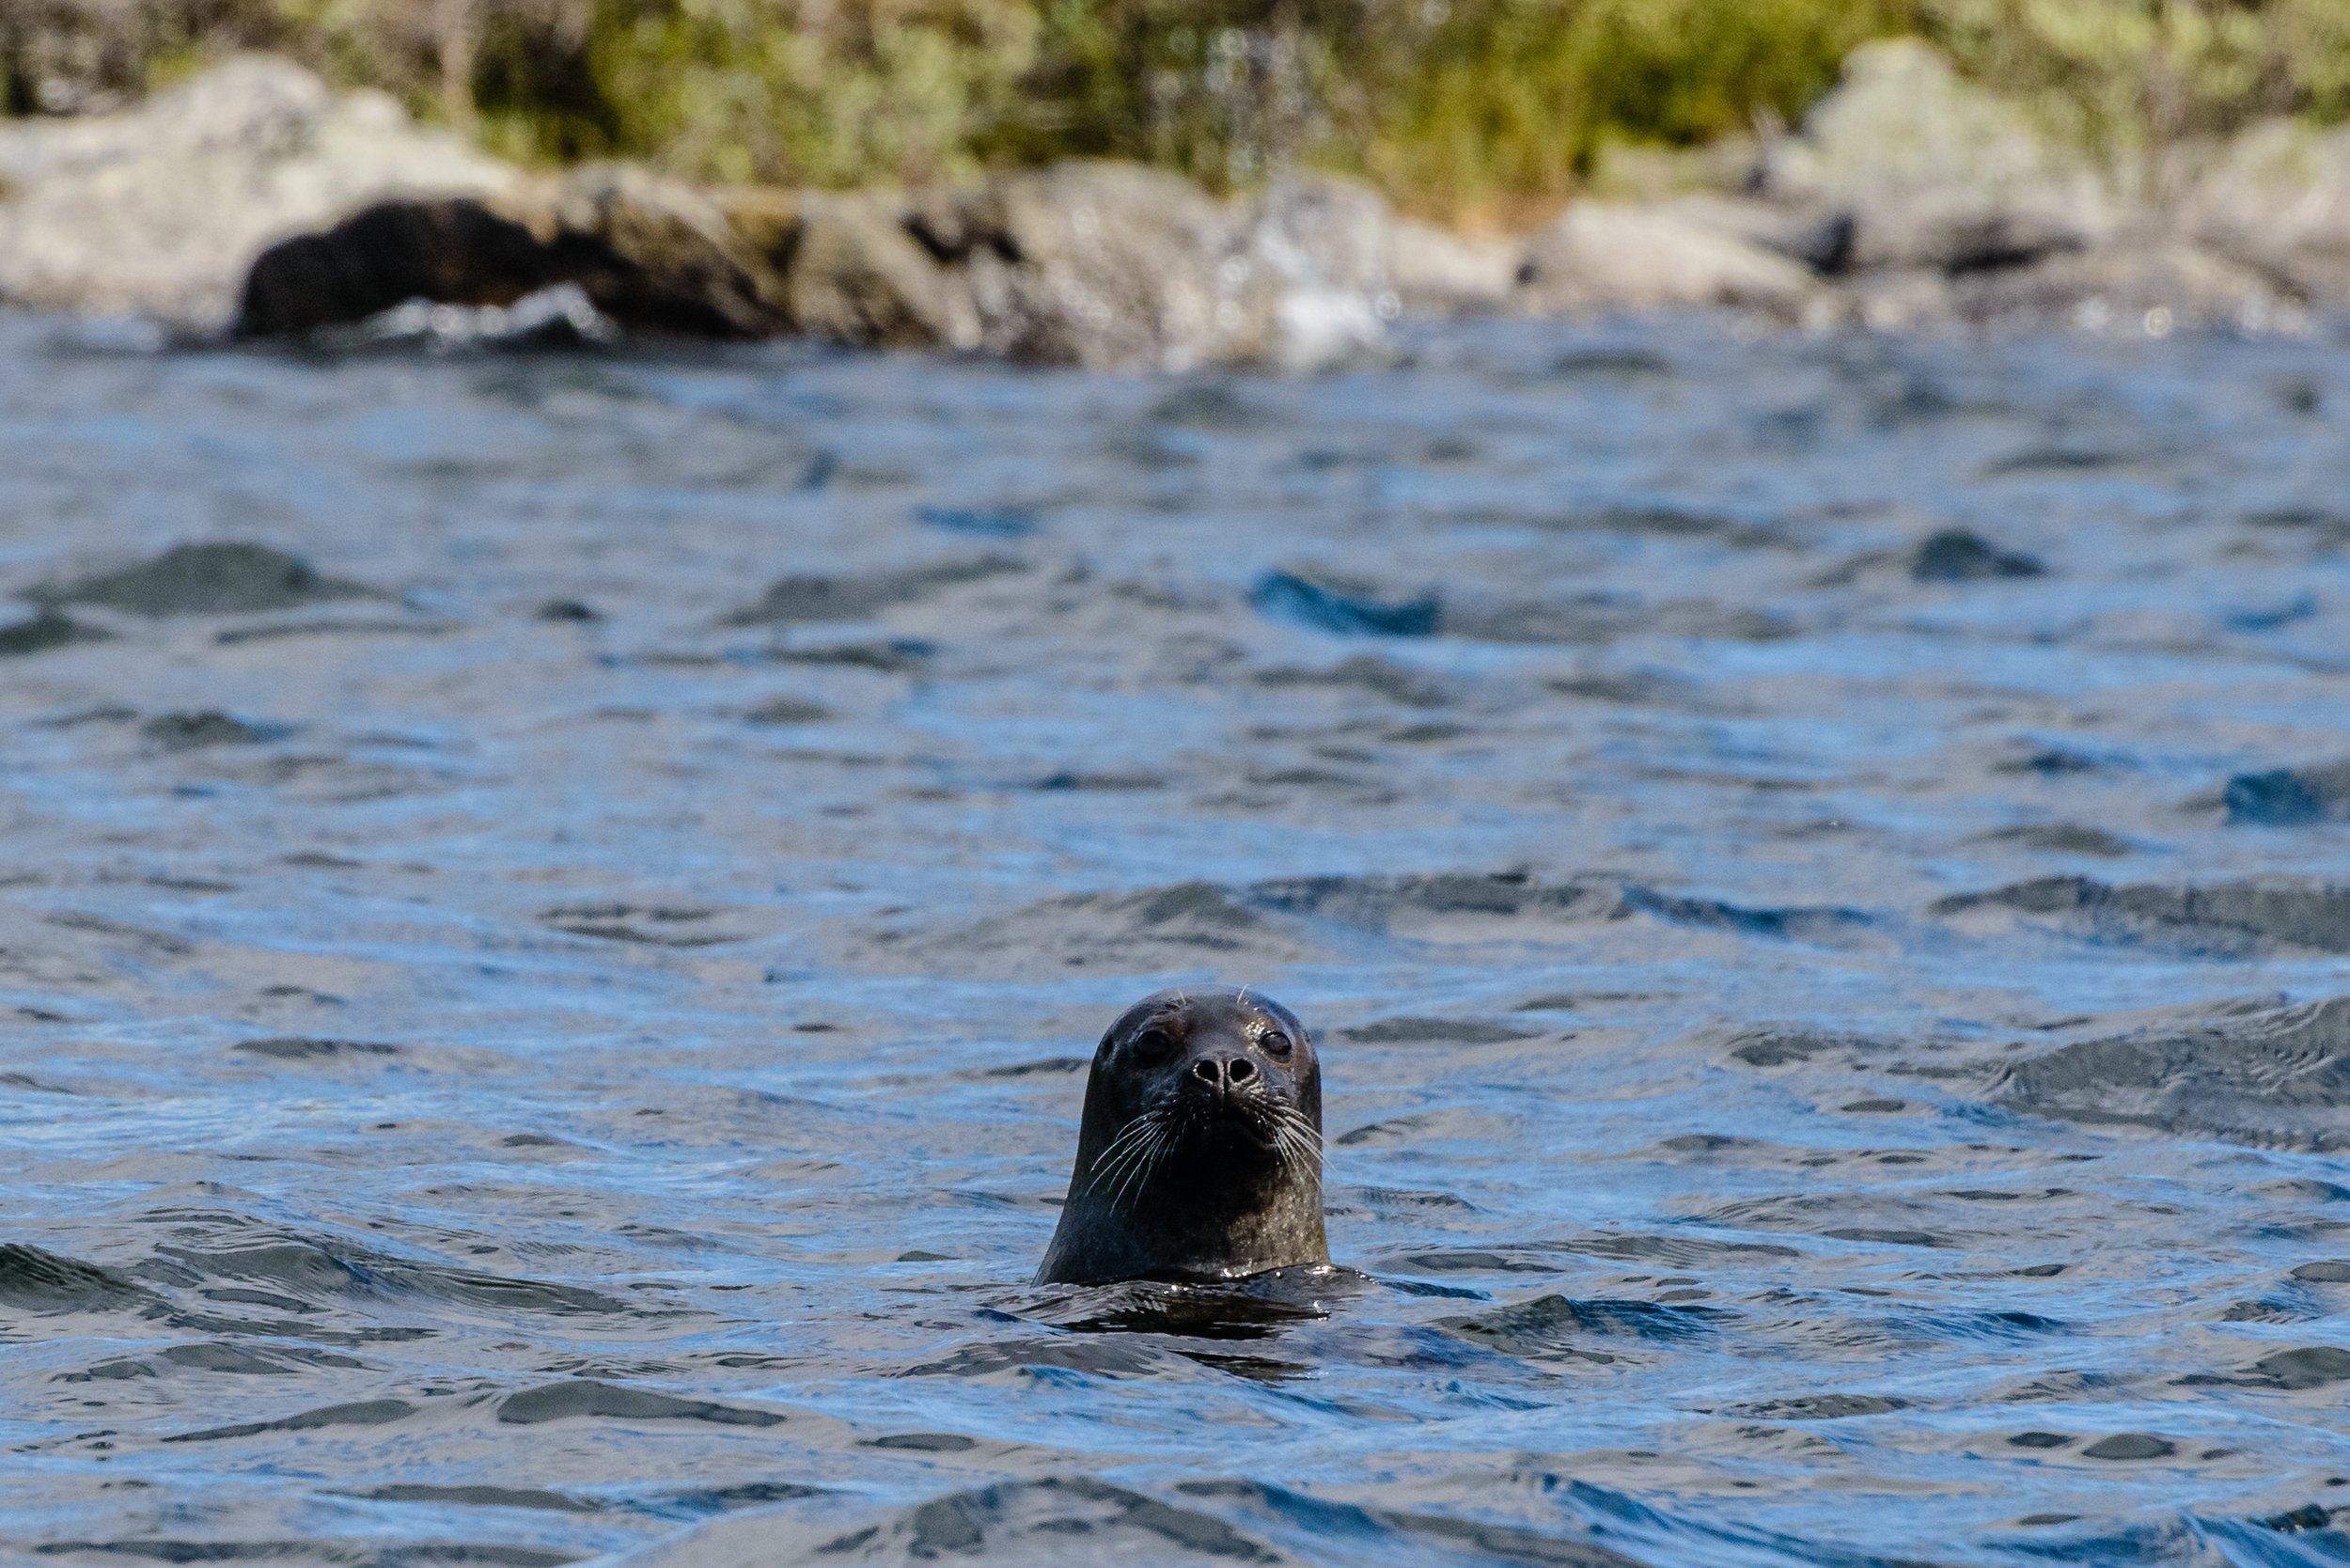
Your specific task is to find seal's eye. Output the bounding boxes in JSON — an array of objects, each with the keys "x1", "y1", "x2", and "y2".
[
  {"x1": 1129, "y1": 1028, "x2": 1175, "y2": 1064},
  {"x1": 1254, "y1": 1027, "x2": 1293, "y2": 1058}
]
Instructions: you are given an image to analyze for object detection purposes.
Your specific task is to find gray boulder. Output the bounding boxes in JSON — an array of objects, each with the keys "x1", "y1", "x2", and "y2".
[
  {"x1": 1953, "y1": 237, "x2": 2286, "y2": 333},
  {"x1": 916, "y1": 162, "x2": 1402, "y2": 370},
  {"x1": 950, "y1": 161, "x2": 1265, "y2": 369},
  {"x1": 1516, "y1": 201, "x2": 1818, "y2": 318},
  {"x1": 1759, "y1": 39, "x2": 2109, "y2": 276},
  {"x1": 1388, "y1": 219, "x2": 1523, "y2": 313},
  {"x1": 532, "y1": 164, "x2": 791, "y2": 337},
  {"x1": 785, "y1": 192, "x2": 979, "y2": 352},
  {"x1": 2176, "y1": 119, "x2": 2350, "y2": 309},
  {"x1": 0, "y1": 55, "x2": 518, "y2": 328}
]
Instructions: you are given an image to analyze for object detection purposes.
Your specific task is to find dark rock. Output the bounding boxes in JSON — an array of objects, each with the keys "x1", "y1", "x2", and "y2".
[
  {"x1": 1910, "y1": 528, "x2": 2045, "y2": 582},
  {"x1": 237, "y1": 199, "x2": 554, "y2": 337},
  {"x1": 36, "y1": 541, "x2": 375, "y2": 617},
  {"x1": 236, "y1": 167, "x2": 793, "y2": 341}
]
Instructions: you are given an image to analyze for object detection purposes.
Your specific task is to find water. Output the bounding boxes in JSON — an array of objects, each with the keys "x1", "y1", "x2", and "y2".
[{"x1": 4, "y1": 309, "x2": 2350, "y2": 1568}]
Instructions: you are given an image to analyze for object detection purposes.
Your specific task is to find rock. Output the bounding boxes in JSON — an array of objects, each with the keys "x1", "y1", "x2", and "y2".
[
  {"x1": 943, "y1": 162, "x2": 1397, "y2": 369},
  {"x1": 237, "y1": 198, "x2": 556, "y2": 337},
  {"x1": 1656, "y1": 196, "x2": 1854, "y2": 274},
  {"x1": 783, "y1": 193, "x2": 978, "y2": 351},
  {"x1": 1239, "y1": 172, "x2": 1396, "y2": 365},
  {"x1": 1760, "y1": 39, "x2": 2109, "y2": 276},
  {"x1": 227, "y1": 150, "x2": 1401, "y2": 364},
  {"x1": 0, "y1": 55, "x2": 518, "y2": 328},
  {"x1": 533, "y1": 164, "x2": 789, "y2": 337},
  {"x1": 1515, "y1": 202, "x2": 1818, "y2": 318},
  {"x1": 1388, "y1": 218, "x2": 1522, "y2": 313},
  {"x1": 2175, "y1": 119, "x2": 2350, "y2": 309},
  {"x1": 953, "y1": 160, "x2": 1257, "y2": 369},
  {"x1": 1953, "y1": 239, "x2": 2283, "y2": 333},
  {"x1": 238, "y1": 165, "x2": 795, "y2": 339}
]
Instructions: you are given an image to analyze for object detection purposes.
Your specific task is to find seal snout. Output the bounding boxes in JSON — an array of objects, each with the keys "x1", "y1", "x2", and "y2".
[{"x1": 1187, "y1": 1053, "x2": 1259, "y2": 1095}]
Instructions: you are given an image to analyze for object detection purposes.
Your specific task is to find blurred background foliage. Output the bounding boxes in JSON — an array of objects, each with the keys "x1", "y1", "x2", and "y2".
[{"x1": 6, "y1": 0, "x2": 2350, "y2": 218}]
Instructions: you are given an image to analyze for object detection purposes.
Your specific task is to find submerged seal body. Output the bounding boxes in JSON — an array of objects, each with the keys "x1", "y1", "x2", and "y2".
[{"x1": 1037, "y1": 987, "x2": 1326, "y2": 1285}]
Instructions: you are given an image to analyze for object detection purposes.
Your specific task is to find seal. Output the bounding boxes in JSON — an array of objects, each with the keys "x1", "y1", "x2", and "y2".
[{"x1": 1037, "y1": 986, "x2": 1327, "y2": 1286}]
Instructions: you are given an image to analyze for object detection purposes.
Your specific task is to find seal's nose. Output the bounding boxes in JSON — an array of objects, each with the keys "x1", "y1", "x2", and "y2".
[{"x1": 1188, "y1": 1054, "x2": 1257, "y2": 1092}]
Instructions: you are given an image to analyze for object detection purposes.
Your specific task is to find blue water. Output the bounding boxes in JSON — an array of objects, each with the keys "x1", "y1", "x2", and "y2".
[{"x1": 4, "y1": 310, "x2": 2350, "y2": 1567}]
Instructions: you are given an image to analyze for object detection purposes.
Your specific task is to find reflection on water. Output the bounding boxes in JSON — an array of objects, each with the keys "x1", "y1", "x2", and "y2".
[{"x1": 3, "y1": 309, "x2": 2350, "y2": 1566}]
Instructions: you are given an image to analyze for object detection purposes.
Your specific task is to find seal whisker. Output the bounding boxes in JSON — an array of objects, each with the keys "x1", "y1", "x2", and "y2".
[
  {"x1": 1267, "y1": 1105, "x2": 1322, "y2": 1174},
  {"x1": 1106, "y1": 1115, "x2": 1176, "y2": 1214},
  {"x1": 1086, "y1": 1107, "x2": 1168, "y2": 1200},
  {"x1": 1269, "y1": 1118, "x2": 1316, "y2": 1174}
]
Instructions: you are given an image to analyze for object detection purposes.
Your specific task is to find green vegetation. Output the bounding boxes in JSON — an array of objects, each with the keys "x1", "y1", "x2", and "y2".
[{"x1": 7, "y1": 0, "x2": 2350, "y2": 219}]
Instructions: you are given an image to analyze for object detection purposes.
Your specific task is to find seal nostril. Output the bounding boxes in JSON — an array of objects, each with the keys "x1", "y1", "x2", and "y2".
[
  {"x1": 1227, "y1": 1057, "x2": 1257, "y2": 1084},
  {"x1": 1189, "y1": 1058, "x2": 1221, "y2": 1086}
]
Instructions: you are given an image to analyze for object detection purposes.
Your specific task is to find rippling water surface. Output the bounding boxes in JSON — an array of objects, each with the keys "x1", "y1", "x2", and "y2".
[{"x1": 6, "y1": 309, "x2": 2350, "y2": 1567}]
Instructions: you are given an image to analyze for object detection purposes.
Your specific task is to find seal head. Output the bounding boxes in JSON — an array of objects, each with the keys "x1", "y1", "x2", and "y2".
[{"x1": 1037, "y1": 987, "x2": 1326, "y2": 1286}]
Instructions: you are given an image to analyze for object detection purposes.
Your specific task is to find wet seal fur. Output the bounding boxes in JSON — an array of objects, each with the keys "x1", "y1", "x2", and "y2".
[{"x1": 1038, "y1": 987, "x2": 1327, "y2": 1285}]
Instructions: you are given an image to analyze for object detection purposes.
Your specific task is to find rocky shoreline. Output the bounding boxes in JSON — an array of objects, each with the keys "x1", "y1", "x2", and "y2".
[{"x1": 4, "y1": 40, "x2": 2348, "y2": 366}]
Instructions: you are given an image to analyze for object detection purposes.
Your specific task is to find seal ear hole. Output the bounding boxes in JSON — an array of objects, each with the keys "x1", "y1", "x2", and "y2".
[{"x1": 1129, "y1": 1027, "x2": 1175, "y2": 1065}]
